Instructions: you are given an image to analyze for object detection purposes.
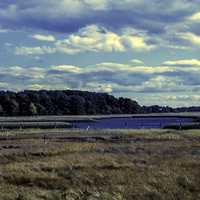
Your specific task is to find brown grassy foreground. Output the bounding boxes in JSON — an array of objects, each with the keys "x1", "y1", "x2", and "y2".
[{"x1": 0, "y1": 129, "x2": 199, "y2": 200}]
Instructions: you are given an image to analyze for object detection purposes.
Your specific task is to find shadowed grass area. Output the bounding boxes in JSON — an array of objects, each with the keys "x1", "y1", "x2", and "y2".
[{"x1": 0, "y1": 129, "x2": 199, "y2": 199}]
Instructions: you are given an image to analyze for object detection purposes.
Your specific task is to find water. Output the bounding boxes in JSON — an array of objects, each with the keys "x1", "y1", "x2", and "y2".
[{"x1": 72, "y1": 117, "x2": 194, "y2": 129}]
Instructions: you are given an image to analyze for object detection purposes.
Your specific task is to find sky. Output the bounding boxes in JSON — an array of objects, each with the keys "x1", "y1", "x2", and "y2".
[{"x1": 1, "y1": 0, "x2": 200, "y2": 107}]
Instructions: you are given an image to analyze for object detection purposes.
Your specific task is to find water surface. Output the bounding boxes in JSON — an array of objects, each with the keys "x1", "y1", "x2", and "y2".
[{"x1": 73, "y1": 117, "x2": 194, "y2": 129}]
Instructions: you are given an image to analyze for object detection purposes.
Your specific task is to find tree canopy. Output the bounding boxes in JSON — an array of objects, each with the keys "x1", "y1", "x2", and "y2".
[{"x1": 0, "y1": 90, "x2": 196, "y2": 116}]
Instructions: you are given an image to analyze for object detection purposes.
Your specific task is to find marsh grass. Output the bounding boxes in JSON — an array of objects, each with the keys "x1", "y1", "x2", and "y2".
[{"x1": 0, "y1": 129, "x2": 199, "y2": 199}]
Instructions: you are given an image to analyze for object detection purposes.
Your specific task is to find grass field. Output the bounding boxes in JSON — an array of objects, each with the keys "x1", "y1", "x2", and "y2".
[{"x1": 0, "y1": 128, "x2": 199, "y2": 200}]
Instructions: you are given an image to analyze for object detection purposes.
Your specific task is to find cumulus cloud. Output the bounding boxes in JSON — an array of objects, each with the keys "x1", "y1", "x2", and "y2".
[
  {"x1": 163, "y1": 59, "x2": 200, "y2": 67},
  {"x1": 0, "y1": 0, "x2": 198, "y2": 34},
  {"x1": 15, "y1": 25, "x2": 155, "y2": 55},
  {"x1": 56, "y1": 24, "x2": 156, "y2": 52},
  {"x1": 55, "y1": 25, "x2": 126, "y2": 53},
  {"x1": 189, "y1": 11, "x2": 200, "y2": 22},
  {"x1": 166, "y1": 95, "x2": 200, "y2": 101},
  {"x1": 129, "y1": 59, "x2": 144, "y2": 65},
  {"x1": 0, "y1": 82, "x2": 9, "y2": 89},
  {"x1": 31, "y1": 34, "x2": 56, "y2": 42},
  {"x1": 0, "y1": 66, "x2": 46, "y2": 79},
  {"x1": 0, "y1": 61, "x2": 189, "y2": 92},
  {"x1": 84, "y1": 82, "x2": 113, "y2": 93},
  {"x1": 15, "y1": 46, "x2": 56, "y2": 55},
  {"x1": 2, "y1": 1, "x2": 200, "y2": 107},
  {"x1": 93, "y1": 62, "x2": 173, "y2": 74},
  {"x1": 27, "y1": 84, "x2": 49, "y2": 90},
  {"x1": 1, "y1": 56, "x2": 200, "y2": 100},
  {"x1": 1, "y1": 57, "x2": 200, "y2": 106},
  {"x1": 178, "y1": 32, "x2": 200, "y2": 46},
  {"x1": 50, "y1": 65, "x2": 82, "y2": 73},
  {"x1": 140, "y1": 76, "x2": 183, "y2": 93},
  {"x1": 4, "y1": 1, "x2": 200, "y2": 56}
]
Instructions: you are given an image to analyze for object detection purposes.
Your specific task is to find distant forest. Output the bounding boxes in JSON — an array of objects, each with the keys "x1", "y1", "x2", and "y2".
[{"x1": 0, "y1": 90, "x2": 199, "y2": 116}]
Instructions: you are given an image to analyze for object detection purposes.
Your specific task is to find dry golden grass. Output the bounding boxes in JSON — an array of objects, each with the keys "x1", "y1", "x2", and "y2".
[{"x1": 0, "y1": 129, "x2": 199, "y2": 199}]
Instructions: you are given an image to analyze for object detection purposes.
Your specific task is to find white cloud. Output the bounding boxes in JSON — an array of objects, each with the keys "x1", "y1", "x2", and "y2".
[
  {"x1": 15, "y1": 46, "x2": 56, "y2": 55},
  {"x1": 163, "y1": 59, "x2": 200, "y2": 66},
  {"x1": 15, "y1": 25, "x2": 156, "y2": 55},
  {"x1": 55, "y1": 25, "x2": 126, "y2": 53},
  {"x1": 48, "y1": 62, "x2": 174, "y2": 77},
  {"x1": 50, "y1": 65, "x2": 82, "y2": 73},
  {"x1": 93, "y1": 62, "x2": 174, "y2": 73},
  {"x1": 166, "y1": 44, "x2": 189, "y2": 50},
  {"x1": 1, "y1": 59, "x2": 200, "y2": 107},
  {"x1": 0, "y1": 82, "x2": 9, "y2": 88},
  {"x1": 85, "y1": 82, "x2": 113, "y2": 93},
  {"x1": 189, "y1": 12, "x2": 200, "y2": 22},
  {"x1": 166, "y1": 95, "x2": 200, "y2": 101},
  {"x1": 83, "y1": 0, "x2": 108, "y2": 10},
  {"x1": 178, "y1": 32, "x2": 200, "y2": 46},
  {"x1": 32, "y1": 34, "x2": 56, "y2": 42},
  {"x1": 0, "y1": 66, "x2": 46, "y2": 79},
  {"x1": 129, "y1": 59, "x2": 144, "y2": 65},
  {"x1": 122, "y1": 35, "x2": 155, "y2": 51},
  {"x1": 143, "y1": 76, "x2": 180, "y2": 89},
  {"x1": 27, "y1": 84, "x2": 48, "y2": 90}
]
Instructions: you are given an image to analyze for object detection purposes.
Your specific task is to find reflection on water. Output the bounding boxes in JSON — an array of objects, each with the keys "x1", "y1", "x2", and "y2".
[{"x1": 73, "y1": 117, "x2": 194, "y2": 129}]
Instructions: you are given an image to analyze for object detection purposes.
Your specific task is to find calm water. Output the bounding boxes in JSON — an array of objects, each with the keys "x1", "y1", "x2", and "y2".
[{"x1": 72, "y1": 117, "x2": 194, "y2": 129}]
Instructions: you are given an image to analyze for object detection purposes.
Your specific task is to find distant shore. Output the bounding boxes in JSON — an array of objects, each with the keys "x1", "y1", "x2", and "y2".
[{"x1": 0, "y1": 112, "x2": 199, "y2": 122}]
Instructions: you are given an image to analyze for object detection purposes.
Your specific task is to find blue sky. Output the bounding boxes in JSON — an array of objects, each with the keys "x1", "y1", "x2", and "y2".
[{"x1": 1, "y1": 0, "x2": 200, "y2": 107}]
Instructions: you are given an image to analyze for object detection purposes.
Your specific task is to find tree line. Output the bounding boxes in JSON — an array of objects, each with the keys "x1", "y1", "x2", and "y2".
[
  {"x1": 0, "y1": 90, "x2": 141, "y2": 116},
  {"x1": 0, "y1": 90, "x2": 198, "y2": 116}
]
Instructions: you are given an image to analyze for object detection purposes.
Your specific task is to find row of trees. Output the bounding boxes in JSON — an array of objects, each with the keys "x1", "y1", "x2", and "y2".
[
  {"x1": 0, "y1": 90, "x2": 141, "y2": 116},
  {"x1": 1, "y1": 90, "x2": 195, "y2": 116}
]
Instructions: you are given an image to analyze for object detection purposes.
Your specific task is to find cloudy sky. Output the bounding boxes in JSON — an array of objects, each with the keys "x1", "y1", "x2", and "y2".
[{"x1": 1, "y1": 0, "x2": 200, "y2": 107}]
